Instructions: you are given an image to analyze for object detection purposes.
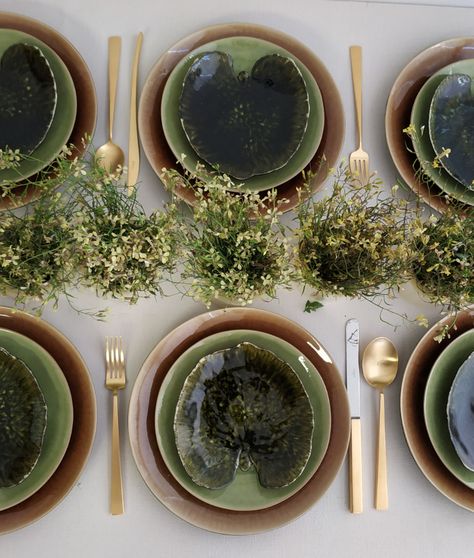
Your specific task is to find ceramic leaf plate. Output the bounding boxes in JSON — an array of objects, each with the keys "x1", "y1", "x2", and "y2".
[
  {"x1": 129, "y1": 307, "x2": 349, "y2": 534},
  {"x1": 0, "y1": 41, "x2": 57, "y2": 154},
  {"x1": 0, "y1": 307, "x2": 95, "y2": 535},
  {"x1": 0, "y1": 328, "x2": 73, "y2": 511},
  {"x1": 161, "y1": 35, "x2": 324, "y2": 192},
  {"x1": 139, "y1": 22, "x2": 344, "y2": 210},
  {"x1": 409, "y1": 60, "x2": 474, "y2": 205},
  {"x1": 429, "y1": 72, "x2": 474, "y2": 190},
  {"x1": 448, "y1": 351, "x2": 474, "y2": 471},
  {"x1": 423, "y1": 329, "x2": 474, "y2": 489},
  {"x1": 0, "y1": 28, "x2": 77, "y2": 185},
  {"x1": 0, "y1": 347, "x2": 46, "y2": 489},
  {"x1": 179, "y1": 50, "x2": 310, "y2": 180},
  {"x1": 0, "y1": 12, "x2": 97, "y2": 211},
  {"x1": 155, "y1": 329, "x2": 330, "y2": 511}
]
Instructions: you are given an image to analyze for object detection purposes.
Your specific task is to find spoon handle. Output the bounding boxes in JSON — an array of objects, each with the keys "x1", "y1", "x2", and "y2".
[
  {"x1": 375, "y1": 392, "x2": 388, "y2": 510},
  {"x1": 108, "y1": 36, "x2": 122, "y2": 141}
]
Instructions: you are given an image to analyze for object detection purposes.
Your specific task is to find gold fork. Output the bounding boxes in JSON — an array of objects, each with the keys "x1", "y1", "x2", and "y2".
[
  {"x1": 349, "y1": 45, "x2": 369, "y2": 184},
  {"x1": 105, "y1": 336, "x2": 126, "y2": 515}
]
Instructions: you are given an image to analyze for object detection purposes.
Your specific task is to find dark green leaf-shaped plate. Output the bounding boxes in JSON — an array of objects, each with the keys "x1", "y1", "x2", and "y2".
[
  {"x1": 424, "y1": 329, "x2": 474, "y2": 488},
  {"x1": 0, "y1": 29, "x2": 77, "y2": 185},
  {"x1": 0, "y1": 347, "x2": 46, "y2": 488},
  {"x1": 155, "y1": 330, "x2": 330, "y2": 511},
  {"x1": 161, "y1": 36, "x2": 324, "y2": 192},
  {"x1": 410, "y1": 60, "x2": 474, "y2": 205},
  {"x1": 429, "y1": 71, "x2": 474, "y2": 190},
  {"x1": 180, "y1": 51, "x2": 309, "y2": 180},
  {"x1": 0, "y1": 42, "x2": 56, "y2": 154},
  {"x1": 0, "y1": 328, "x2": 73, "y2": 511},
  {"x1": 448, "y1": 351, "x2": 474, "y2": 472}
]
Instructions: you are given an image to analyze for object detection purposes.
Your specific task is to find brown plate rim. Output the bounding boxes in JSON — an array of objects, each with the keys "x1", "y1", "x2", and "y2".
[
  {"x1": 0, "y1": 306, "x2": 96, "y2": 534},
  {"x1": 128, "y1": 307, "x2": 350, "y2": 535}
]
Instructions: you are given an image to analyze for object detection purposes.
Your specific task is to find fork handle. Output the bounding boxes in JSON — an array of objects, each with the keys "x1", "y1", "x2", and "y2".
[
  {"x1": 111, "y1": 391, "x2": 124, "y2": 515},
  {"x1": 350, "y1": 45, "x2": 363, "y2": 148}
]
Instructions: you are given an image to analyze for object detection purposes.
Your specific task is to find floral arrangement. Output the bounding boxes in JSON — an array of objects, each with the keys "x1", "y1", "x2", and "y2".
[
  {"x1": 294, "y1": 165, "x2": 416, "y2": 301},
  {"x1": 0, "y1": 147, "x2": 182, "y2": 315},
  {"x1": 161, "y1": 168, "x2": 293, "y2": 306}
]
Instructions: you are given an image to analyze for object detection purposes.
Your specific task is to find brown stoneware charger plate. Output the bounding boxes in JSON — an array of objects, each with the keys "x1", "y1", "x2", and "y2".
[
  {"x1": 128, "y1": 307, "x2": 350, "y2": 534},
  {"x1": 401, "y1": 307, "x2": 474, "y2": 510},
  {"x1": 0, "y1": 307, "x2": 96, "y2": 534},
  {"x1": 138, "y1": 23, "x2": 345, "y2": 213},
  {"x1": 0, "y1": 12, "x2": 97, "y2": 211},
  {"x1": 386, "y1": 37, "x2": 474, "y2": 214}
]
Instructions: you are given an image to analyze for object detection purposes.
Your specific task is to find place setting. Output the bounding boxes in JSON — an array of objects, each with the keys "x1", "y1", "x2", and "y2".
[{"x1": 0, "y1": 7, "x2": 473, "y2": 543}]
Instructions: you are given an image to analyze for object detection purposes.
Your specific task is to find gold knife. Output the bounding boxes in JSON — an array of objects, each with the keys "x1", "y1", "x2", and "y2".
[{"x1": 127, "y1": 32, "x2": 143, "y2": 193}]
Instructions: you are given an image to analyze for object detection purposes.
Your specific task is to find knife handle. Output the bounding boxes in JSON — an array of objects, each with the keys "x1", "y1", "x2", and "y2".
[{"x1": 349, "y1": 417, "x2": 363, "y2": 514}]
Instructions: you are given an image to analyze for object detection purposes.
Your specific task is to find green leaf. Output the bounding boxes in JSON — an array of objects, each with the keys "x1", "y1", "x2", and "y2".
[{"x1": 304, "y1": 300, "x2": 323, "y2": 313}]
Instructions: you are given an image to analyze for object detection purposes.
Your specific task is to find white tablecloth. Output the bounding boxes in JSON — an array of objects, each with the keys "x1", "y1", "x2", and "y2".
[{"x1": 1, "y1": 0, "x2": 473, "y2": 556}]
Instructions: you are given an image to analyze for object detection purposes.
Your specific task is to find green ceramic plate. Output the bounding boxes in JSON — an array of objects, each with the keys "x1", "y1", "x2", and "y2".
[
  {"x1": 155, "y1": 329, "x2": 331, "y2": 511},
  {"x1": 0, "y1": 328, "x2": 73, "y2": 511},
  {"x1": 410, "y1": 60, "x2": 474, "y2": 205},
  {"x1": 424, "y1": 329, "x2": 474, "y2": 488},
  {"x1": 0, "y1": 29, "x2": 77, "y2": 185},
  {"x1": 161, "y1": 36, "x2": 324, "y2": 192}
]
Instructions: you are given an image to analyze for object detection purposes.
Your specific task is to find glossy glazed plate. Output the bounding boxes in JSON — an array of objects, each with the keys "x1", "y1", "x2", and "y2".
[
  {"x1": 0, "y1": 328, "x2": 73, "y2": 511},
  {"x1": 0, "y1": 29, "x2": 77, "y2": 185},
  {"x1": 161, "y1": 36, "x2": 324, "y2": 192},
  {"x1": 129, "y1": 307, "x2": 349, "y2": 534},
  {"x1": 410, "y1": 60, "x2": 474, "y2": 205},
  {"x1": 0, "y1": 12, "x2": 97, "y2": 211},
  {"x1": 424, "y1": 330, "x2": 474, "y2": 488},
  {"x1": 429, "y1": 71, "x2": 474, "y2": 190},
  {"x1": 386, "y1": 37, "x2": 474, "y2": 213},
  {"x1": 139, "y1": 23, "x2": 344, "y2": 212},
  {"x1": 401, "y1": 307, "x2": 474, "y2": 510},
  {"x1": 0, "y1": 307, "x2": 96, "y2": 534},
  {"x1": 156, "y1": 329, "x2": 331, "y2": 511}
]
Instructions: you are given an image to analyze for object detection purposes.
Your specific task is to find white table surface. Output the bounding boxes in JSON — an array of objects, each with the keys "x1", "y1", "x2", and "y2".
[{"x1": 1, "y1": 1, "x2": 473, "y2": 556}]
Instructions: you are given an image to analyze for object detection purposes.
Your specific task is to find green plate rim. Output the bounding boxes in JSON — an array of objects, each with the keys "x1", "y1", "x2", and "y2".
[
  {"x1": 161, "y1": 35, "x2": 324, "y2": 192},
  {"x1": 155, "y1": 329, "x2": 331, "y2": 511},
  {"x1": 423, "y1": 329, "x2": 474, "y2": 488},
  {"x1": 0, "y1": 28, "x2": 77, "y2": 184},
  {"x1": 0, "y1": 327, "x2": 74, "y2": 511}
]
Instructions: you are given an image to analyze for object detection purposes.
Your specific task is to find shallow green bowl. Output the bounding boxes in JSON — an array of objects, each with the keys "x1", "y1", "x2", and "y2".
[
  {"x1": 410, "y1": 59, "x2": 474, "y2": 205},
  {"x1": 161, "y1": 36, "x2": 324, "y2": 192},
  {"x1": 0, "y1": 328, "x2": 73, "y2": 511},
  {"x1": 155, "y1": 329, "x2": 331, "y2": 511},
  {"x1": 424, "y1": 329, "x2": 474, "y2": 488},
  {"x1": 0, "y1": 28, "x2": 77, "y2": 184}
]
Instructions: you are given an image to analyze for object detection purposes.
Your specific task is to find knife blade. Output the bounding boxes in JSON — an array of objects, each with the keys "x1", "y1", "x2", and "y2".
[
  {"x1": 127, "y1": 32, "x2": 143, "y2": 193},
  {"x1": 346, "y1": 318, "x2": 363, "y2": 513}
]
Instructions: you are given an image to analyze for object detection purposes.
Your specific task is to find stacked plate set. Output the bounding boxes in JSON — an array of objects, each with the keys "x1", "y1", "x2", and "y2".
[
  {"x1": 0, "y1": 11, "x2": 96, "y2": 210},
  {"x1": 128, "y1": 307, "x2": 350, "y2": 534},
  {"x1": 401, "y1": 308, "x2": 474, "y2": 510},
  {"x1": 386, "y1": 37, "x2": 474, "y2": 213},
  {"x1": 138, "y1": 23, "x2": 345, "y2": 212}
]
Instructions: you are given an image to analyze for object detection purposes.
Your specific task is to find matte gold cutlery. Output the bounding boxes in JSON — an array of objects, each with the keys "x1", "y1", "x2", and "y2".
[
  {"x1": 362, "y1": 337, "x2": 399, "y2": 510},
  {"x1": 96, "y1": 37, "x2": 125, "y2": 174},
  {"x1": 105, "y1": 336, "x2": 126, "y2": 515},
  {"x1": 349, "y1": 45, "x2": 369, "y2": 184},
  {"x1": 127, "y1": 32, "x2": 143, "y2": 193}
]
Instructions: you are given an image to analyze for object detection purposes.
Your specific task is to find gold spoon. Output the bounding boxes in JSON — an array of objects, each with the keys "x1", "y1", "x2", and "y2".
[
  {"x1": 96, "y1": 36, "x2": 124, "y2": 173},
  {"x1": 362, "y1": 337, "x2": 399, "y2": 510}
]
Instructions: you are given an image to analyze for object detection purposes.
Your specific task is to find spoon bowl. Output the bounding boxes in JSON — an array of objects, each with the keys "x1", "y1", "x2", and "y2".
[
  {"x1": 95, "y1": 140, "x2": 124, "y2": 173},
  {"x1": 362, "y1": 337, "x2": 398, "y2": 510}
]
